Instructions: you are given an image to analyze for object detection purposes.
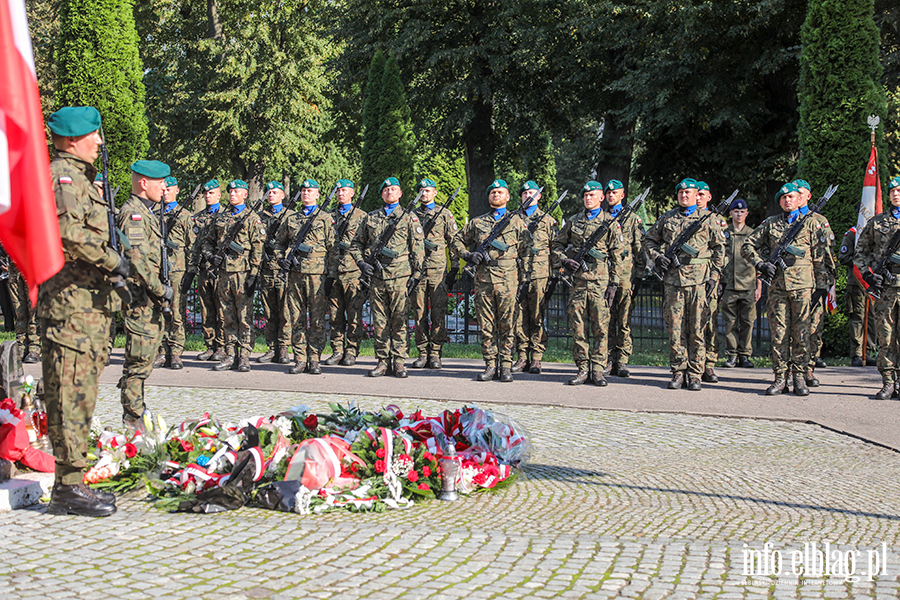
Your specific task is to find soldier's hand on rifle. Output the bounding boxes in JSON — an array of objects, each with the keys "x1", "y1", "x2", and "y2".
[
  {"x1": 358, "y1": 260, "x2": 375, "y2": 277},
  {"x1": 406, "y1": 276, "x2": 419, "y2": 296},
  {"x1": 180, "y1": 273, "x2": 195, "y2": 296},
  {"x1": 279, "y1": 257, "x2": 292, "y2": 271},
  {"x1": 604, "y1": 283, "x2": 618, "y2": 307},
  {"x1": 654, "y1": 255, "x2": 671, "y2": 272},
  {"x1": 863, "y1": 271, "x2": 883, "y2": 289},
  {"x1": 756, "y1": 261, "x2": 777, "y2": 281},
  {"x1": 110, "y1": 254, "x2": 130, "y2": 279},
  {"x1": 209, "y1": 254, "x2": 224, "y2": 268},
  {"x1": 444, "y1": 268, "x2": 459, "y2": 290},
  {"x1": 324, "y1": 277, "x2": 335, "y2": 295},
  {"x1": 463, "y1": 251, "x2": 484, "y2": 266},
  {"x1": 245, "y1": 275, "x2": 257, "y2": 294},
  {"x1": 704, "y1": 278, "x2": 716, "y2": 299},
  {"x1": 811, "y1": 288, "x2": 828, "y2": 309},
  {"x1": 161, "y1": 285, "x2": 175, "y2": 303},
  {"x1": 562, "y1": 258, "x2": 580, "y2": 273}
]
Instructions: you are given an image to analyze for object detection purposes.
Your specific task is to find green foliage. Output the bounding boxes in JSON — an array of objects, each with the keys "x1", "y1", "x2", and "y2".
[
  {"x1": 56, "y1": 0, "x2": 148, "y2": 196},
  {"x1": 798, "y1": 0, "x2": 887, "y2": 237},
  {"x1": 360, "y1": 49, "x2": 387, "y2": 209},
  {"x1": 822, "y1": 270, "x2": 851, "y2": 358},
  {"x1": 416, "y1": 145, "x2": 469, "y2": 229}
]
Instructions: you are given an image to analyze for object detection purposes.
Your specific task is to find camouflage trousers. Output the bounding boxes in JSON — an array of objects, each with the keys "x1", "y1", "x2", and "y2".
[
  {"x1": 411, "y1": 269, "x2": 450, "y2": 359},
  {"x1": 163, "y1": 270, "x2": 186, "y2": 356},
  {"x1": 720, "y1": 288, "x2": 756, "y2": 358},
  {"x1": 846, "y1": 284, "x2": 877, "y2": 358},
  {"x1": 9, "y1": 268, "x2": 39, "y2": 356},
  {"x1": 567, "y1": 279, "x2": 611, "y2": 371},
  {"x1": 875, "y1": 288, "x2": 900, "y2": 376},
  {"x1": 701, "y1": 293, "x2": 720, "y2": 369},
  {"x1": 607, "y1": 281, "x2": 634, "y2": 367},
  {"x1": 260, "y1": 270, "x2": 291, "y2": 349},
  {"x1": 119, "y1": 302, "x2": 163, "y2": 419},
  {"x1": 328, "y1": 274, "x2": 365, "y2": 356},
  {"x1": 663, "y1": 283, "x2": 706, "y2": 377},
  {"x1": 370, "y1": 276, "x2": 410, "y2": 363},
  {"x1": 41, "y1": 313, "x2": 111, "y2": 485},
  {"x1": 217, "y1": 271, "x2": 254, "y2": 353},
  {"x1": 767, "y1": 287, "x2": 811, "y2": 376},
  {"x1": 286, "y1": 272, "x2": 326, "y2": 362},
  {"x1": 198, "y1": 274, "x2": 224, "y2": 351},
  {"x1": 808, "y1": 294, "x2": 825, "y2": 363},
  {"x1": 474, "y1": 277, "x2": 516, "y2": 368},
  {"x1": 513, "y1": 277, "x2": 548, "y2": 361}
]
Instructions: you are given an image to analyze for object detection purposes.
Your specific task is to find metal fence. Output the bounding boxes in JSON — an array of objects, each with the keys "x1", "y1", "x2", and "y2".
[{"x1": 183, "y1": 275, "x2": 772, "y2": 357}]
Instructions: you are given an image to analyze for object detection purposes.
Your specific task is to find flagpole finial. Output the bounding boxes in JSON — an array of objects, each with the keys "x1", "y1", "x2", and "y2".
[{"x1": 868, "y1": 115, "x2": 880, "y2": 145}]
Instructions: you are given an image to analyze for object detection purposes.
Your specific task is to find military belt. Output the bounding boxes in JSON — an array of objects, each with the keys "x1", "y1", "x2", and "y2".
[
  {"x1": 682, "y1": 257, "x2": 709, "y2": 265},
  {"x1": 485, "y1": 258, "x2": 517, "y2": 267}
]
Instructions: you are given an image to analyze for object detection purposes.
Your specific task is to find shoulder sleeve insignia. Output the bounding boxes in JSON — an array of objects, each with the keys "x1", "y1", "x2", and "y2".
[
  {"x1": 416, "y1": 226, "x2": 423, "y2": 234},
  {"x1": 59, "y1": 176, "x2": 73, "y2": 184},
  {"x1": 193, "y1": 226, "x2": 200, "y2": 234},
  {"x1": 131, "y1": 214, "x2": 142, "y2": 221},
  {"x1": 411, "y1": 216, "x2": 419, "y2": 222}
]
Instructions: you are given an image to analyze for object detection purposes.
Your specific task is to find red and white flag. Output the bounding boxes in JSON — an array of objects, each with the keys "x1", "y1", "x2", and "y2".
[
  {"x1": 855, "y1": 144, "x2": 882, "y2": 243},
  {"x1": 0, "y1": 0, "x2": 63, "y2": 306}
]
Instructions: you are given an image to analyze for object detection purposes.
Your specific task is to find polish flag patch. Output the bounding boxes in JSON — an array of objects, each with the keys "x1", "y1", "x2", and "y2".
[
  {"x1": 59, "y1": 176, "x2": 72, "y2": 184},
  {"x1": 131, "y1": 214, "x2": 142, "y2": 221}
]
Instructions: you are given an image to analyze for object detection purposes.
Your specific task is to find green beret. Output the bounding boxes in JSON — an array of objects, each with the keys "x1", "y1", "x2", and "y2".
[
  {"x1": 415, "y1": 178, "x2": 437, "y2": 193},
  {"x1": 581, "y1": 181, "x2": 603, "y2": 195},
  {"x1": 164, "y1": 176, "x2": 178, "y2": 187},
  {"x1": 519, "y1": 180, "x2": 539, "y2": 194},
  {"x1": 265, "y1": 181, "x2": 284, "y2": 192},
  {"x1": 776, "y1": 182, "x2": 799, "y2": 200},
  {"x1": 336, "y1": 179, "x2": 354, "y2": 189},
  {"x1": 47, "y1": 106, "x2": 101, "y2": 137},
  {"x1": 380, "y1": 177, "x2": 400, "y2": 192},
  {"x1": 486, "y1": 179, "x2": 508, "y2": 195},
  {"x1": 227, "y1": 179, "x2": 248, "y2": 191},
  {"x1": 202, "y1": 179, "x2": 219, "y2": 191},
  {"x1": 300, "y1": 178, "x2": 319, "y2": 189},
  {"x1": 677, "y1": 178, "x2": 698, "y2": 191},
  {"x1": 696, "y1": 181, "x2": 709, "y2": 191},
  {"x1": 793, "y1": 179, "x2": 811, "y2": 191},
  {"x1": 889, "y1": 176, "x2": 900, "y2": 190},
  {"x1": 605, "y1": 180, "x2": 624, "y2": 191},
  {"x1": 94, "y1": 173, "x2": 104, "y2": 183},
  {"x1": 130, "y1": 160, "x2": 171, "y2": 179}
]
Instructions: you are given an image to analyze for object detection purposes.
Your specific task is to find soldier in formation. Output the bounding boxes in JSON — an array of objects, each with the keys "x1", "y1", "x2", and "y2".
[
  {"x1": 719, "y1": 198, "x2": 760, "y2": 368},
  {"x1": 838, "y1": 226, "x2": 878, "y2": 366},
  {"x1": 7, "y1": 256, "x2": 41, "y2": 363},
  {"x1": 257, "y1": 181, "x2": 293, "y2": 365},
  {"x1": 694, "y1": 181, "x2": 727, "y2": 383},
  {"x1": 188, "y1": 180, "x2": 226, "y2": 361},
  {"x1": 155, "y1": 176, "x2": 192, "y2": 370}
]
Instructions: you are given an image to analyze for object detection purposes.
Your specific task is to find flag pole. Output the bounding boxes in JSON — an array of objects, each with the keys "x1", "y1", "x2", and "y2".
[{"x1": 862, "y1": 115, "x2": 880, "y2": 366}]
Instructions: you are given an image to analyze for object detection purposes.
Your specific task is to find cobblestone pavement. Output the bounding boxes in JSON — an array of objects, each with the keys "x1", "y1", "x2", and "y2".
[{"x1": 2, "y1": 385, "x2": 900, "y2": 599}]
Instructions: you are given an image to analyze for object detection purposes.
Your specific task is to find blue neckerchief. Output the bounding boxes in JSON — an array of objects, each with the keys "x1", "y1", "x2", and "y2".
[
  {"x1": 270, "y1": 203, "x2": 283, "y2": 215},
  {"x1": 303, "y1": 204, "x2": 317, "y2": 216},
  {"x1": 207, "y1": 203, "x2": 220, "y2": 215},
  {"x1": 681, "y1": 204, "x2": 698, "y2": 217},
  {"x1": 384, "y1": 202, "x2": 399, "y2": 216},
  {"x1": 799, "y1": 205, "x2": 810, "y2": 216},
  {"x1": 608, "y1": 203, "x2": 622, "y2": 218},
  {"x1": 424, "y1": 202, "x2": 436, "y2": 211},
  {"x1": 586, "y1": 207, "x2": 602, "y2": 221},
  {"x1": 232, "y1": 204, "x2": 246, "y2": 216},
  {"x1": 787, "y1": 209, "x2": 800, "y2": 224},
  {"x1": 339, "y1": 203, "x2": 353, "y2": 215},
  {"x1": 164, "y1": 201, "x2": 178, "y2": 214},
  {"x1": 492, "y1": 207, "x2": 507, "y2": 221},
  {"x1": 893, "y1": 207, "x2": 900, "y2": 220},
  {"x1": 524, "y1": 204, "x2": 538, "y2": 217}
]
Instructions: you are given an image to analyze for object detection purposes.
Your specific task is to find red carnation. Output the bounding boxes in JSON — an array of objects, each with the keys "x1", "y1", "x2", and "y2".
[
  {"x1": 422, "y1": 466, "x2": 431, "y2": 477},
  {"x1": 376, "y1": 448, "x2": 386, "y2": 458},
  {"x1": 350, "y1": 462, "x2": 359, "y2": 472},
  {"x1": 399, "y1": 453, "x2": 412, "y2": 463},
  {"x1": 180, "y1": 439, "x2": 194, "y2": 452},
  {"x1": 303, "y1": 414, "x2": 318, "y2": 430},
  {"x1": 375, "y1": 460, "x2": 386, "y2": 474},
  {"x1": 418, "y1": 483, "x2": 430, "y2": 491},
  {"x1": 423, "y1": 452, "x2": 435, "y2": 462},
  {"x1": 407, "y1": 470, "x2": 419, "y2": 483},
  {"x1": 123, "y1": 443, "x2": 138, "y2": 458}
]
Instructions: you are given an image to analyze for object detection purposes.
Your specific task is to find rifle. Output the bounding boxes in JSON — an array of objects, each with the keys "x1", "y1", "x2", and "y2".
[
  {"x1": 333, "y1": 184, "x2": 370, "y2": 250},
  {"x1": 408, "y1": 186, "x2": 463, "y2": 295},
  {"x1": 159, "y1": 198, "x2": 173, "y2": 323},
  {"x1": 650, "y1": 189, "x2": 738, "y2": 281},
  {"x1": 463, "y1": 188, "x2": 542, "y2": 279},
  {"x1": 263, "y1": 188, "x2": 300, "y2": 264},
  {"x1": 866, "y1": 227, "x2": 900, "y2": 299},
  {"x1": 176, "y1": 184, "x2": 210, "y2": 296},
  {"x1": 561, "y1": 187, "x2": 651, "y2": 287},
  {"x1": 278, "y1": 182, "x2": 340, "y2": 280},
  {"x1": 205, "y1": 198, "x2": 264, "y2": 280},
  {"x1": 760, "y1": 184, "x2": 838, "y2": 287},
  {"x1": 516, "y1": 189, "x2": 568, "y2": 301},
  {"x1": 360, "y1": 190, "x2": 424, "y2": 288},
  {"x1": 100, "y1": 128, "x2": 132, "y2": 305}
]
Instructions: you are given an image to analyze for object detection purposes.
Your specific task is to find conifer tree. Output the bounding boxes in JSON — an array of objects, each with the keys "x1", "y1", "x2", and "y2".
[{"x1": 359, "y1": 48, "x2": 387, "y2": 207}]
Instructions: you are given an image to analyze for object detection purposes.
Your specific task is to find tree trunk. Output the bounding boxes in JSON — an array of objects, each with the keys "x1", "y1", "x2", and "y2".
[
  {"x1": 207, "y1": 0, "x2": 222, "y2": 39},
  {"x1": 247, "y1": 162, "x2": 265, "y2": 203},
  {"x1": 464, "y1": 100, "x2": 496, "y2": 219},
  {"x1": 593, "y1": 115, "x2": 634, "y2": 198}
]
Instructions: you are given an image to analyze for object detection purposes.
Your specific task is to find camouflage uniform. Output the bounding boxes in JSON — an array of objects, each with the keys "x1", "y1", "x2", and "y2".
[
  {"x1": 551, "y1": 211, "x2": 622, "y2": 372},
  {"x1": 411, "y1": 204, "x2": 465, "y2": 363},
  {"x1": 163, "y1": 202, "x2": 192, "y2": 360},
  {"x1": 8, "y1": 261, "x2": 40, "y2": 360},
  {"x1": 720, "y1": 222, "x2": 757, "y2": 360},
  {"x1": 742, "y1": 213, "x2": 826, "y2": 378},
  {"x1": 117, "y1": 194, "x2": 167, "y2": 419},
  {"x1": 512, "y1": 206, "x2": 557, "y2": 366},
  {"x1": 327, "y1": 203, "x2": 367, "y2": 360},
  {"x1": 854, "y1": 211, "x2": 900, "y2": 386},
  {"x1": 188, "y1": 205, "x2": 225, "y2": 353},
  {"x1": 275, "y1": 207, "x2": 333, "y2": 364},
  {"x1": 838, "y1": 228, "x2": 877, "y2": 360},
  {"x1": 699, "y1": 212, "x2": 728, "y2": 369},
  {"x1": 351, "y1": 206, "x2": 424, "y2": 364},
  {"x1": 645, "y1": 208, "x2": 725, "y2": 378},
  {"x1": 458, "y1": 211, "x2": 528, "y2": 369},
  {"x1": 801, "y1": 210, "x2": 836, "y2": 372},
  {"x1": 258, "y1": 204, "x2": 294, "y2": 356},
  {"x1": 200, "y1": 206, "x2": 264, "y2": 356},
  {"x1": 607, "y1": 208, "x2": 646, "y2": 370},
  {"x1": 39, "y1": 151, "x2": 121, "y2": 486}
]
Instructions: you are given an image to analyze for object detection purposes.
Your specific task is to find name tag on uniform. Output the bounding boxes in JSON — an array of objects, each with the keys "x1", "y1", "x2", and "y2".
[
  {"x1": 785, "y1": 245, "x2": 805, "y2": 258},
  {"x1": 889, "y1": 253, "x2": 900, "y2": 265},
  {"x1": 381, "y1": 247, "x2": 399, "y2": 259},
  {"x1": 491, "y1": 239, "x2": 509, "y2": 252},
  {"x1": 424, "y1": 240, "x2": 438, "y2": 251}
]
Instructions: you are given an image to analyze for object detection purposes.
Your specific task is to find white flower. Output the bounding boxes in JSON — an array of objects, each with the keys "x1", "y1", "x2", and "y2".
[{"x1": 272, "y1": 416, "x2": 292, "y2": 439}]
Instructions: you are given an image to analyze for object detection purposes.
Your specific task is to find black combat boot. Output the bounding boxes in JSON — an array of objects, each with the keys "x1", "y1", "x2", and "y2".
[
  {"x1": 668, "y1": 371, "x2": 685, "y2": 390},
  {"x1": 212, "y1": 352, "x2": 235, "y2": 371},
  {"x1": 46, "y1": 483, "x2": 116, "y2": 517},
  {"x1": 341, "y1": 350, "x2": 357, "y2": 366},
  {"x1": 568, "y1": 370, "x2": 589, "y2": 386},
  {"x1": 510, "y1": 356, "x2": 528, "y2": 373},
  {"x1": 288, "y1": 357, "x2": 307, "y2": 375},
  {"x1": 477, "y1": 364, "x2": 496, "y2": 382},
  {"x1": 875, "y1": 374, "x2": 894, "y2": 400},
  {"x1": 766, "y1": 376, "x2": 786, "y2": 396},
  {"x1": 701, "y1": 368, "x2": 718, "y2": 383},
  {"x1": 197, "y1": 348, "x2": 215, "y2": 361},
  {"x1": 307, "y1": 359, "x2": 322, "y2": 375},
  {"x1": 411, "y1": 355, "x2": 428, "y2": 368},
  {"x1": 723, "y1": 355, "x2": 737, "y2": 368},
  {"x1": 687, "y1": 376, "x2": 702, "y2": 391},
  {"x1": 322, "y1": 352, "x2": 343, "y2": 366},
  {"x1": 368, "y1": 360, "x2": 388, "y2": 377},
  {"x1": 394, "y1": 361, "x2": 409, "y2": 378},
  {"x1": 591, "y1": 371, "x2": 608, "y2": 387},
  {"x1": 236, "y1": 351, "x2": 251, "y2": 372},
  {"x1": 499, "y1": 367, "x2": 513, "y2": 382},
  {"x1": 792, "y1": 372, "x2": 809, "y2": 397}
]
